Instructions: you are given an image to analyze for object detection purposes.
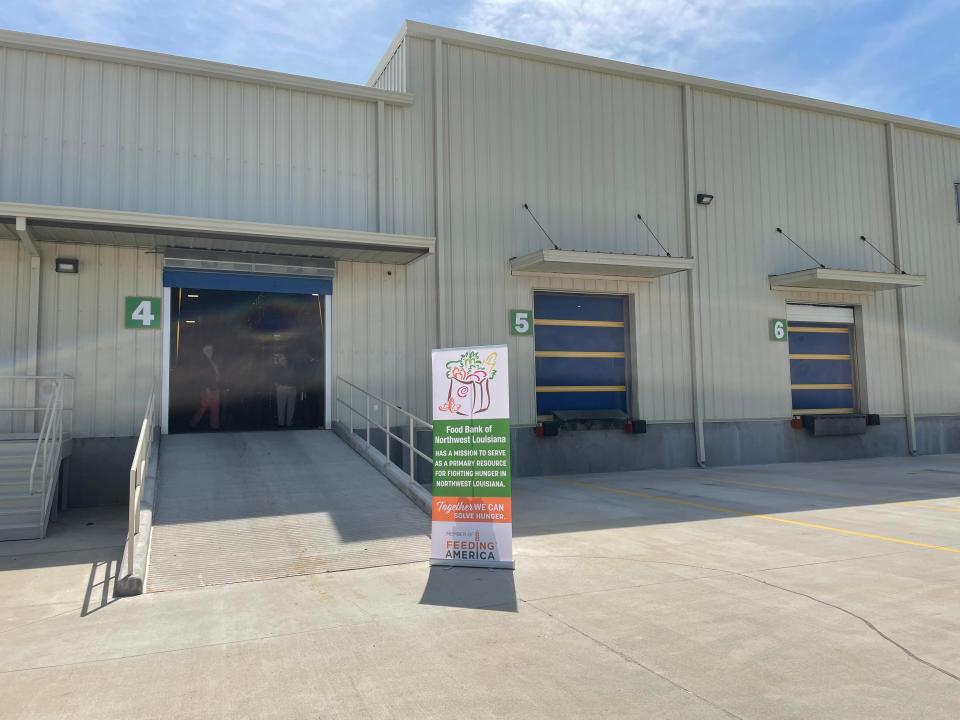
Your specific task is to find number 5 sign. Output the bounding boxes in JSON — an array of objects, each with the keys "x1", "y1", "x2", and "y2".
[
  {"x1": 509, "y1": 309, "x2": 534, "y2": 336},
  {"x1": 125, "y1": 297, "x2": 161, "y2": 329}
]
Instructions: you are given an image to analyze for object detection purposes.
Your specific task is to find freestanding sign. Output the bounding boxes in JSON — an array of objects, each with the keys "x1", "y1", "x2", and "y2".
[{"x1": 430, "y1": 345, "x2": 513, "y2": 569}]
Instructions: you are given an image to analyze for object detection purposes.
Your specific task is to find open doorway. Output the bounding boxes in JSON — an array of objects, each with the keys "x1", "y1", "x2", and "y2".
[{"x1": 167, "y1": 288, "x2": 325, "y2": 433}]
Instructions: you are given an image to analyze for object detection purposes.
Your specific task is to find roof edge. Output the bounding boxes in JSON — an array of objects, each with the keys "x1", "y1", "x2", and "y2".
[
  {"x1": 367, "y1": 21, "x2": 410, "y2": 88},
  {"x1": 402, "y1": 21, "x2": 960, "y2": 141},
  {"x1": 0, "y1": 28, "x2": 413, "y2": 106}
]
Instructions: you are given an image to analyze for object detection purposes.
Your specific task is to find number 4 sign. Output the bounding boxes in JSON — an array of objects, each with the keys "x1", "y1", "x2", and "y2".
[{"x1": 125, "y1": 297, "x2": 161, "y2": 329}]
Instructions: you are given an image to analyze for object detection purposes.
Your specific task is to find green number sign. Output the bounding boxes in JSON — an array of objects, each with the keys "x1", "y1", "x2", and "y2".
[
  {"x1": 509, "y1": 309, "x2": 534, "y2": 336},
  {"x1": 125, "y1": 297, "x2": 161, "y2": 329},
  {"x1": 769, "y1": 318, "x2": 788, "y2": 342}
]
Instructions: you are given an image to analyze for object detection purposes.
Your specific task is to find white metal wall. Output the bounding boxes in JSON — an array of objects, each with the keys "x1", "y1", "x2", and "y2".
[
  {"x1": 0, "y1": 45, "x2": 379, "y2": 231},
  {"x1": 894, "y1": 128, "x2": 960, "y2": 415},
  {"x1": 332, "y1": 258, "x2": 435, "y2": 420},
  {"x1": 436, "y1": 43, "x2": 692, "y2": 423},
  {"x1": 689, "y1": 90, "x2": 906, "y2": 419},
  {"x1": 0, "y1": 238, "x2": 162, "y2": 437}
]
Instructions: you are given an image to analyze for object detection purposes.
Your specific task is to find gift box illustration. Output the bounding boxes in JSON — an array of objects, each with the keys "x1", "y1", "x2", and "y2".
[{"x1": 438, "y1": 351, "x2": 498, "y2": 416}]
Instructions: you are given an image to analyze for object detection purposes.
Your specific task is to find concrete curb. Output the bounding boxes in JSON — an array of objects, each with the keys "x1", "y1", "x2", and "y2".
[
  {"x1": 333, "y1": 421, "x2": 432, "y2": 516},
  {"x1": 114, "y1": 430, "x2": 160, "y2": 597}
]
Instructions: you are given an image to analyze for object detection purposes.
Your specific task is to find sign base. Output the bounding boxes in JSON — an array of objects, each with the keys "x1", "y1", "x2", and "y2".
[{"x1": 430, "y1": 558, "x2": 515, "y2": 570}]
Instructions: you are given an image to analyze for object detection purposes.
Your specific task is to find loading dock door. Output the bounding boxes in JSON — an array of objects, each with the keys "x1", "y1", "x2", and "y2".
[
  {"x1": 786, "y1": 304, "x2": 856, "y2": 415},
  {"x1": 533, "y1": 292, "x2": 628, "y2": 421}
]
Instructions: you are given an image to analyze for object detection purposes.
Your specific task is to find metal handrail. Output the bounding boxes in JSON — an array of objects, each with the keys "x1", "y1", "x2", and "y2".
[
  {"x1": 127, "y1": 391, "x2": 156, "y2": 577},
  {"x1": 335, "y1": 377, "x2": 432, "y2": 482}
]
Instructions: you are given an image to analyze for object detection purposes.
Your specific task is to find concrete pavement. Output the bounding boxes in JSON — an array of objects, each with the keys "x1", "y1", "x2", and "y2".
[{"x1": 1, "y1": 454, "x2": 959, "y2": 718}]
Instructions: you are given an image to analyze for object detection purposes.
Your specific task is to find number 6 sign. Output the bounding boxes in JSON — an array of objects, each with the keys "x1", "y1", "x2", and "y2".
[
  {"x1": 125, "y1": 297, "x2": 161, "y2": 329},
  {"x1": 769, "y1": 318, "x2": 787, "y2": 342}
]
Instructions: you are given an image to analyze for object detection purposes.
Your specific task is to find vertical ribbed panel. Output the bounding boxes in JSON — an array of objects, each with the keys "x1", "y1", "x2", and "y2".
[
  {"x1": 0, "y1": 239, "x2": 162, "y2": 437},
  {"x1": 894, "y1": 128, "x2": 960, "y2": 415},
  {"x1": 439, "y1": 44, "x2": 690, "y2": 424},
  {"x1": 0, "y1": 45, "x2": 378, "y2": 232},
  {"x1": 372, "y1": 40, "x2": 406, "y2": 92},
  {"x1": 690, "y1": 89, "x2": 904, "y2": 419},
  {"x1": 381, "y1": 38, "x2": 435, "y2": 237},
  {"x1": 333, "y1": 258, "x2": 435, "y2": 421}
]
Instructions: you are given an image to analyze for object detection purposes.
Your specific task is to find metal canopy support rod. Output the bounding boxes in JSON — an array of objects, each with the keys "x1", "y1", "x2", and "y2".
[
  {"x1": 635, "y1": 214, "x2": 672, "y2": 257},
  {"x1": 681, "y1": 85, "x2": 707, "y2": 467},
  {"x1": 885, "y1": 122, "x2": 917, "y2": 455},
  {"x1": 859, "y1": 234, "x2": 906, "y2": 274},
  {"x1": 522, "y1": 203, "x2": 561, "y2": 250},
  {"x1": 775, "y1": 227, "x2": 825, "y2": 269}
]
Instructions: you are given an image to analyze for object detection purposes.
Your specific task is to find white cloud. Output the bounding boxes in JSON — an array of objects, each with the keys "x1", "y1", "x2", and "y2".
[{"x1": 460, "y1": 0, "x2": 821, "y2": 70}]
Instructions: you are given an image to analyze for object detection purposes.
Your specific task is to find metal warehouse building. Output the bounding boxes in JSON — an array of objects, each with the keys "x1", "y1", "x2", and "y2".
[{"x1": 2, "y1": 21, "x2": 960, "y2": 543}]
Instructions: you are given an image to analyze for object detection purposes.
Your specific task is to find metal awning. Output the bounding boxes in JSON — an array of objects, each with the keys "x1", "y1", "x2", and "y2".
[
  {"x1": 769, "y1": 267, "x2": 926, "y2": 293},
  {"x1": 0, "y1": 202, "x2": 435, "y2": 264},
  {"x1": 510, "y1": 249, "x2": 695, "y2": 281}
]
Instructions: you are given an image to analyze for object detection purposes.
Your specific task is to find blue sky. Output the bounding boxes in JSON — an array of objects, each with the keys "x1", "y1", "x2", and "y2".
[{"x1": 2, "y1": 1, "x2": 958, "y2": 127}]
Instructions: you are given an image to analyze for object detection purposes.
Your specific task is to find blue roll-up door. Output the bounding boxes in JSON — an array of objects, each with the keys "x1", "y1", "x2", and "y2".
[
  {"x1": 533, "y1": 292, "x2": 628, "y2": 420},
  {"x1": 163, "y1": 269, "x2": 332, "y2": 295},
  {"x1": 787, "y1": 305, "x2": 856, "y2": 415}
]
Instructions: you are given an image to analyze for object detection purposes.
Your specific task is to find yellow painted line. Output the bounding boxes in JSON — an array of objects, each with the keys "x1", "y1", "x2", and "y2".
[
  {"x1": 791, "y1": 383, "x2": 853, "y2": 390},
  {"x1": 554, "y1": 479, "x2": 960, "y2": 555},
  {"x1": 535, "y1": 319, "x2": 624, "y2": 328},
  {"x1": 789, "y1": 354, "x2": 851, "y2": 360},
  {"x1": 908, "y1": 503, "x2": 960, "y2": 514},
  {"x1": 535, "y1": 351, "x2": 625, "y2": 358},
  {"x1": 689, "y1": 476, "x2": 960, "y2": 514},
  {"x1": 792, "y1": 408, "x2": 855, "y2": 415},
  {"x1": 788, "y1": 326, "x2": 849, "y2": 333},
  {"x1": 536, "y1": 385, "x2": 626, "y2": 393}
]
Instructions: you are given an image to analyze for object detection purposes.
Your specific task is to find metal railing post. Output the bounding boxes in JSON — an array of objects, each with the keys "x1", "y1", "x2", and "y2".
[
  {"x1": 408, "y1": 416, "x2": 415, "y2": 480},
  {"x1": 385, "y1": 405, "x2": 391, "y2": 462},
  {"x1": 128, "y1": 462, "x2": 136, "y2": 577}
]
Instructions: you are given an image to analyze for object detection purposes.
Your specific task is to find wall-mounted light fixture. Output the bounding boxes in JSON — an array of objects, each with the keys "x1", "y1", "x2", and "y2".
[
  {"x1": 54, "y1": 257, "x2": 79, "y2": 273},
  {"x1": 696, "y1": 193, "x2": 715, "y2": 206},
  {"x1": 186, "y1": 293, "x2": 200, "y2": 298}
]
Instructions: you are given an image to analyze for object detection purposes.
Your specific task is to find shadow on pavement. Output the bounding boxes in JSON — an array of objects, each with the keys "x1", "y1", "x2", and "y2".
[{"x1": 419, "y1": 566, "x2": 518, "y2": 612}]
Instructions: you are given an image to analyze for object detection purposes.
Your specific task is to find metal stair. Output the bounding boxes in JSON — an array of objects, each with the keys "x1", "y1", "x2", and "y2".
[{"x1": 0, "y1": 376, "x2": 72, "y2": 542}]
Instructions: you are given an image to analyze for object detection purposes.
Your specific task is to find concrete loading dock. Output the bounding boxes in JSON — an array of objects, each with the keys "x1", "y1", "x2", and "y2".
[{"x1": 1, "y1": 454, "x2": 958, "y2": 718}]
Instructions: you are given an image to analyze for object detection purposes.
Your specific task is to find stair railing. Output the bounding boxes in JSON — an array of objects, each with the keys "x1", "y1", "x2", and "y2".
[
  {"x1": 334, "y1": 377, "x2": 432, "y2": 485},
  {"x1": 127, "y1": 391, "x2": 156, "y2": 577}
]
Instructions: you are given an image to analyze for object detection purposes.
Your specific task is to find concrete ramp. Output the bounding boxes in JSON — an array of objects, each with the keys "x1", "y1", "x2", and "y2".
[{"x1": 146, "y1": 431, "x2": 430, "y2": 592}]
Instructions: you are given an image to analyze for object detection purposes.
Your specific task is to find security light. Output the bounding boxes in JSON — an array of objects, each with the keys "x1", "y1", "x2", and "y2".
[
  {"x1": 55, "y1": 257, "x2": 79, "y2": 273},
  {"x1": 187, "y1": 293, "x2": 199, "y2": 298},
  {"x1": 696, "y1": 193, "x2": 715, "y2": 206}
]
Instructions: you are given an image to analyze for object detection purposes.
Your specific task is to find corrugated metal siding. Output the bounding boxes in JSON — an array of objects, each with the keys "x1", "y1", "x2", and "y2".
[
  {"x1": 894, "y1": 128, "x2": 960, "y2": 415},
  {"x1": 690, "y1": 89, "x2": 904, "y2": 419},
  {"x1": 0, "y1": 239, "x2": 162, "y2": 437},
  {"x1": 372, "y1": 40, "x2": 406, "y2": 92},
  {"x1": 438, "y1": 43, "x2": 691, "y2": 423},
  {"x1": 333, "y1": 258, "x2": 435, "y2": 420},
  {"x1": 381, "y1": 38, "x2": 435, "y2": 237},
  {"x1": 0, "y1": 45, "x2": 378, "y2": 231}
]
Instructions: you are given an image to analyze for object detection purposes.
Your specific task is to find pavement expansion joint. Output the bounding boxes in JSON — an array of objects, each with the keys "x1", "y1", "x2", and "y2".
[{"x1": 522, "y1": 598, "x2": 747, "y2": 720}]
